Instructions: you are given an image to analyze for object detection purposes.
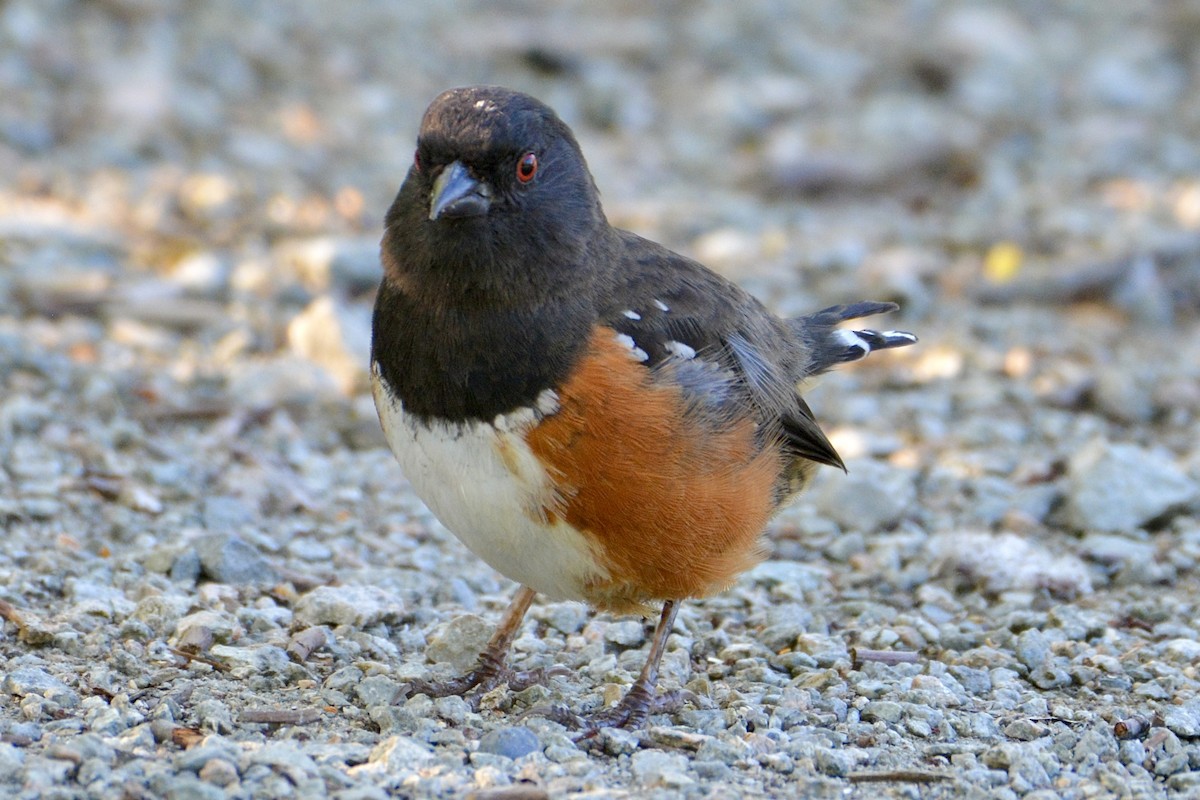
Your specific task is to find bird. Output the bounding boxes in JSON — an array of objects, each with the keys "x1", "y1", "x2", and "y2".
[{"x1": 370, "y1": 85, "x2": 917, "y2": 730}]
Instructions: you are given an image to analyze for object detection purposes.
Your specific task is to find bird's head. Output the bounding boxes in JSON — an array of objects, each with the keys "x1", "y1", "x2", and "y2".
[{"x1": 382, "y1": 86, "x2": 606, "y2": 305}]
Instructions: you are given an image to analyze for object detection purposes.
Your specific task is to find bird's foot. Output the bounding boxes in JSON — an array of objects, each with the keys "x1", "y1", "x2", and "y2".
[
  {"x1": 395, "y1": 655, "x2": 571, "y2": 707},
  {"x1": 528, "y1": 683, "x2": 701, "y2": 738},
  {"x1": 395, "y1": 587, "x2": 565, "y2": 708},
  {"x1": 580, "y1": 685, "x2": 698, "y2": 735}
]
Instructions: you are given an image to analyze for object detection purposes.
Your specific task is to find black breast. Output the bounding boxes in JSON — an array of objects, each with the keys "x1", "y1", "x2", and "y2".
[{"x1": 370, "y1": 279, "x2": 592, "y2": 423}]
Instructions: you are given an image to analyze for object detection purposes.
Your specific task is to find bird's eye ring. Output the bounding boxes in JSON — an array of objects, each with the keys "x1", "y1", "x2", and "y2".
[{"x1": 516, "y1": 152, "x2": 538, "y2": 184}]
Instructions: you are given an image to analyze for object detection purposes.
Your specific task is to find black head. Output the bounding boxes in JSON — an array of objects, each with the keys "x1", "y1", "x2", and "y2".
[
  {"x1": 382, "y1": 86, "x2": 607, "y2": 307},
  {"x1": 373, "y1": 88, "x2": 611, "y2": 422}
]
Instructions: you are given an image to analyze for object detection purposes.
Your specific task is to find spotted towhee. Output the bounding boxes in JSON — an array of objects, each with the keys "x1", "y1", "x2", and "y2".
[{"x1": 371, "y1": 86, "x2": 917, "y2": 730}]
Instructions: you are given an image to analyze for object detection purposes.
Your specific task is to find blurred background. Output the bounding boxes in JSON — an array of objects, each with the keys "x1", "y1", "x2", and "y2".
[
  {"x1": 1, "y1": 1, "x2": 1199, "y2": 794},
  {"x1": 2, "y1": 0, "x2": 1197, "y2": 505},
  {"x1": 4, "y1": 1, "x2": 1199, "y2": 336}
]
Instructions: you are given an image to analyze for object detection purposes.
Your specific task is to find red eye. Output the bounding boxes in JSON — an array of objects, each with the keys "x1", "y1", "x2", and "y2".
[
  {"x1": 516, "y1": 152, "x2": 538, "y2": 183},
  {"x1": 413, "y1": 149, "x2": 423, "y2": 173}
]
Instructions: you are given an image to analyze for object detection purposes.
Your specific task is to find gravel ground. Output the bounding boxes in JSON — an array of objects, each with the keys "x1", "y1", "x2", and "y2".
[{"x1": 3, "y1": 1, "x2": 1200, "y2": 798}]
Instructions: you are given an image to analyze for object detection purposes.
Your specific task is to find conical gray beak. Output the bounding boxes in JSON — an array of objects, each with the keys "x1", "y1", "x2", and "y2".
[{"x1": 429, "y1": 161, "x2": 492, "y2": 220}]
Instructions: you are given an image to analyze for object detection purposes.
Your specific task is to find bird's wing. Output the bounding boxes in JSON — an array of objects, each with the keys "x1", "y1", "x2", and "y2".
[{"x1": 599, "y1": 230, "x2": 844, "y2": 470}]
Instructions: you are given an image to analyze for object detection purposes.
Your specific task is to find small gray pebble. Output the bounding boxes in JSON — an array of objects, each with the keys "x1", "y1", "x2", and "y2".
[
  {"x1": 1028, "y1": 664, "x2": 1072, "y2": 690},
  {"x1": 604, "y1": 620, "x2": 645, "y2": 648},
  {"x1": 174, "y1": 743, "x2": 241, "y2": 774},
  {"x1": 981, "y1": 743, "x2": 1019, "y2": 769},
  {"x1": 476, "y1": 726, "x2": 540, "y2": 759},
  {"x1": 757, "y1": 603, "x2": 813, "y2": 651},
  {"x1": 424, "y1": 615, "x2": 492, "y2": 671},
  {"x1": 544, "y1": 744, "x2": 582, "y2": 763},
  {"x1": 323, "y1": 666, "x2": 365, "y2": 694},
  {"x1": 160, "y1": 776, "x2": 226, "y2": 800},
  {"x1": 175, "y1": 610, "x2": 238, "y2": 644},
  {"x1": 1003, "y1": 718, "x2": 1049, "y2": 741},
  {"x1": 75, "y1": 758, "x2": 112, "y2": 786},
  {"x1": 285, "y1": 537, "x2": 333, "y2": 562},
  {"x1": 1072, "y1": 727, "x2": 1118, "y2": 762},
  {"x1": 197, "y1": 758, "x2": 239, "y2": 787},
  {"x1": 1014, "y1": 629, "x2": 1050, "y2": 670},
  {"x1": 293, "y1": 585, "x2": 403, "y2": 628},
  {"x1": 810, "y1": 459, "x2": 915, "y2": 532},
  {"x1": 1066, "y1": 440, "x2": 1196, "y2": 532},
  {"x1": 193, "y1": 699, "x2": 234, "y2": 735},
  {"x1": 195, "y1": 533, "x2": 279, "y2": 585},
  {"x1": 0, "y1": 742, "x2": 25, "y2": 773},
  {"x1": 1163, "y1": 639, "x2": 1200, "y2": 659},
  {"x1": 2, "y1": 667, "x2": 74, "y2": 702},
  {"x1": 630, "y1": 748, "x2": 691, "y2": 784},
  {"x1": 692, "y1": 759, "x2": 733, "y2": 780},
  {"x1": 369, "y1": 706, "x2": 426, "y2": 736},
  {"x1": 1167, "y1": 772, "x2": 1200, "y2": 792},
  {"x1": 1163, "y1": 705, "x2": 1200, "y2": 738},
  {"x1": 434, "y1": 695, "x2": 471, "y2": 726},
  {"x1": 824, "y1": 530, "x2": 865, "y2": 562},
  {"x1": 150, "y1": 719, "x2": 177, "y2": 744},
  {"x1": 697, "y1": 735, "x2": 753, "y2": 764},
  {"x1": 959, "y1": 712, "x2": 1002, "y2": 739},
  {"x1": 949, "y1": 665, "x2": 992, "y2": 694},
  {"x1": 1010, "y1": 755, "x2": 1052, "y2": 792},
  {"x1": 1017, "y1": 786, "x2": 1056, "y2": 800},
  {"x1": 861, "y1": 700, "x2": 904, "y2": 724},
  {"x1": 6, "y1": 721, "x2": 41, "y2": 743},
  {"x1": 21, "y1": 498, "x2": 60, "y2": 520},
  {"x1": 1119, "y1": 739, "x2": 1147, "y2": 766},
  {"x1": 200, "y1": 496, "x2": 255, "y2": 530},
  {"x1": 447, "y1": 577, "x2": 477, "y2": 610},
  {"x1": 1157, "y1": 751, "x2": 1190, "y2": 777},
  {"x1": 597, "y1": 726, "x2": 639, "y2": 756},
  {"x1": 354, "y1": 675, "x2": 401, "y2": 707},
  {"x1": 1080, "y1": 532, "x2": 1157, "y2": 568},
  {"x1": 542, "y1": 603, "x2": 589, "y2": 634},
  {"x1": 1047, "y1": 606, "x2": 1109, "y2": 641},
  {"x1": 746, "y1": 561, "x2": 826, "y2": 592},
  {"x1": 327, "y1": 788, "x2": 390, "y2": 800},
  {"x1": 85, "y1": 706, "x2": 125, "y2": 736},
  {"x1": 169, "y1": 551, "x2": 201, "y2": 582},
  {"x1": 813, "y1": 746, "x2": 853, "y2": 776},
  {"x1": 366, "y1": 735, "x2": 436, "y2": 771}
]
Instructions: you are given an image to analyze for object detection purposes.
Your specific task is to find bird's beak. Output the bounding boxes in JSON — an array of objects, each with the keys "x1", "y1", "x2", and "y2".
[{"x1": 429, "y1": 161, "x2": 492, "y2": 220}]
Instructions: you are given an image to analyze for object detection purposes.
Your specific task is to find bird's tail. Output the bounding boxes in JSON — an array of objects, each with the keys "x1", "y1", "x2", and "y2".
[{"x1": 792, "y1": 301, "x2": 917, "y2": 377}]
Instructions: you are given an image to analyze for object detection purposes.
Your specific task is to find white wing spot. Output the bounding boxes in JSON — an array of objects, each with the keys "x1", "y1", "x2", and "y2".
[
  {"x1": 614, "y1": 333, "x2": 649, "y2": 363},
  {"x1": 535, "y1": 389, "x2": 560, "y2": 416},
  {"x1": 881, "y1": 330, "x2": 918, "y2": 344},
  {"x1": 834, "y1": 329, "x2": 871, "y2": 354},
  {"x1": 664, "y1": 340, "x2": 696, "y2": 360},
  {"x1": 473, "y1": 99, "x2": 499, "y2": 113},
  {"x1": 654, "y1": 299, "x2": 669, "y2": 312},
  {"x1": 492, "y1": 389, "x2": 560, "y2": 432},
  {"x1": 493, "y1": 406, "x2": 538, "y2": 433},
  {"x1": 623, "y1": 310, "x2": 641, "y2": 320}
]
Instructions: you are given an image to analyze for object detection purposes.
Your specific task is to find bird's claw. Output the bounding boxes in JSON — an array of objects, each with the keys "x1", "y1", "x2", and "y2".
[
  {"x1": 562, "y1": 687, "x2": 702, "y2": 740},
  {"x1": 394, "y1": 663, "x2": 572, "y2": 708}
]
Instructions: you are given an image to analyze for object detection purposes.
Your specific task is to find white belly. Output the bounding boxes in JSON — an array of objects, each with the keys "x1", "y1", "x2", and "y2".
[{"x1": 371, "y1": 368, "x2": 607, "y2": 601}]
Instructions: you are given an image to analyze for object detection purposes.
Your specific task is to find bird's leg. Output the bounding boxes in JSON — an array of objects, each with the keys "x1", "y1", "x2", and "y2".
[
  {"x1": 397, "y1": 586, "x2": 564, "y2": 703},
  {"x1": 578, "y1": 599, "x2": 693, "y2": 732}
]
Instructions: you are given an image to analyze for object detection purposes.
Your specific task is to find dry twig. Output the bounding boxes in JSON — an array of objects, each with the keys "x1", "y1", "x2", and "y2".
[
  {"x1": 241, "y1": 708, "x2": 325, "y2": 725},
  {"x1": 848, "y1": 770, "x2": 950, "y2": 784},
  {"x1": 851, "y1": 648, "x2": 921, "y2": 669}
]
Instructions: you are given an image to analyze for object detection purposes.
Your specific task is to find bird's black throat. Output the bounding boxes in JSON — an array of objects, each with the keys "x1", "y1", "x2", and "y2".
[{"x1": 370, "y1": 275, "x2": 593, "y2": 424}]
